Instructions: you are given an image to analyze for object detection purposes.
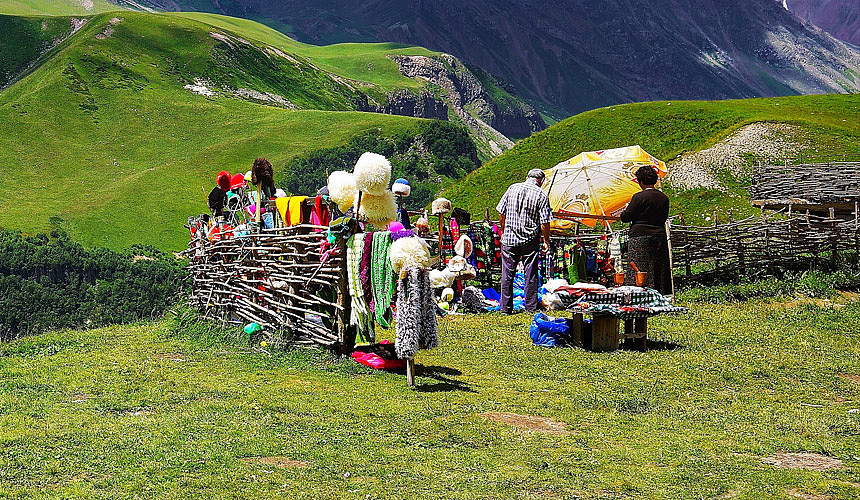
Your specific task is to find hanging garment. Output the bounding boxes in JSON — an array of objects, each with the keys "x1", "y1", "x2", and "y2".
[
  {"x1": 371, "y1": 231, "x2": 396, "y2": 328},
  {"x1": 395, "y1": 266, "x2": 439, "y2": 359},
  {"x1": 288, "y1": 196, "x2": 307, "y2": 225},
  {"x1": 347, "y1": 234, "x2": 374, "y2": 343},
  {"x1": 309, "y1": 195, "x2": 331, "y2": 227},
  {"x1": 450, "y1": 217, "x2": 460, "y2": 242},
  {"x1": 396, "y1": 206, "x2": 412, "y2": 230},
  {"x1": 360, "y1": 231, "x2": 375, "y2": 313},
  {"x1": 451, "y1": 207, "x2": 471, "y2": 227}
]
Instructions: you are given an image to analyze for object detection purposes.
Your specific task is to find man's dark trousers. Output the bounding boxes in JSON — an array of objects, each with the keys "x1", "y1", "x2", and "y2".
[{"x1": 500, "y1": 235, "x2": 541, "y2": 313}]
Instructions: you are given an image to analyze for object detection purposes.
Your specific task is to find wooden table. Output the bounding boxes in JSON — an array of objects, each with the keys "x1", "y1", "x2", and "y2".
[{"x1": 569, "y1": 312, "x2": 648, "y2": 352}]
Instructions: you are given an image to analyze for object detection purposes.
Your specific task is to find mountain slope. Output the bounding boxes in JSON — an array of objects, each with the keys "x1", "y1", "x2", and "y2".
[
  {"x1": 442, "y1": 94, "x2": 860, "y2": 220},
  {"x1": 785, "y1": 0, "x2": 860, "y2": 46},
  {"x1": 0, "y1": 12, "x2": 435, "y2": 250},
  {"x1": 134, "y1": 0, "x2": 860, "y2": 116},
  {"x1": 0, "y1": 0, "x2": 119, "y2": 16}
]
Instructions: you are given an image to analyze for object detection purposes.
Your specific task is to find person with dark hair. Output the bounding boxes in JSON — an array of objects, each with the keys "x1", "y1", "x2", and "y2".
[
  {"x1": 620, "y1": 165, "x2": 672, "y2": 295},
  {"x1": 208, "y1": 170, "x2": 231, "y2": 218},
  {"x1": 496, "y1": 168, "x2": 553, "y2": 313}
]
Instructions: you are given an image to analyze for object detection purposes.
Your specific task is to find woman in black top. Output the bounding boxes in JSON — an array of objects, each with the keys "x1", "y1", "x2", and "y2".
[{"x1": 619, "y1": 166, "x2": 672, "y2": 295}]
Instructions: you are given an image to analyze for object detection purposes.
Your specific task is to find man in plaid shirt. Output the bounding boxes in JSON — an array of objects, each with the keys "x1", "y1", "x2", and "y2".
[{"x1": 496, "y1": 169, "x2": 553, "y2": 313}]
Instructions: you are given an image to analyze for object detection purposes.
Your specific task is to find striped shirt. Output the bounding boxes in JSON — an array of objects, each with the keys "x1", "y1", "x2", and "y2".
[{"x1": 496, "y1": 179, "x2": 553, "y2": 247}]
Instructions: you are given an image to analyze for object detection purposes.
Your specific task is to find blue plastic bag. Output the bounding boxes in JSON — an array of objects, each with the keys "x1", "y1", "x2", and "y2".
[{"x1": 529, "y1": 313, "x2": 571, "y2": 347}]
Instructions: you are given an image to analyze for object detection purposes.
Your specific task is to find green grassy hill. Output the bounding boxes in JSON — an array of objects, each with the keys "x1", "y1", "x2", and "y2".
[
  {"x1": 444, "y1": 94, "x2": 860, "y2": 220},
  {"x1": 0, "y1": 0, "x2": 119, "y2": 16},
  {"x1": 0, "y1": 11, "x2": 470, "y2": 251}
]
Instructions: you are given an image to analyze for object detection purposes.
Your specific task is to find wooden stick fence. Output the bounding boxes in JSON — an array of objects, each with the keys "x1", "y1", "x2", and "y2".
[
  {"x1": 183, "y1": 224, "x2": 353, "y2": 350},
  {"x1": 751, "y1": 160, "x2": 860, "y2": 206},
  {"x1": 670, "y1": 210, "x2": 860, "y2": 283}
]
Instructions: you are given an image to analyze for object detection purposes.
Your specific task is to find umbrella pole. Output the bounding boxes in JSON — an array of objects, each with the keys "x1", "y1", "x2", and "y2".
[{"x1": 583, "y1": 169, "x2": 614, "y2": 235}]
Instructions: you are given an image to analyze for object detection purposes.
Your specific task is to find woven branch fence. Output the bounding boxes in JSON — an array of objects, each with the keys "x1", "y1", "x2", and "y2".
[
  {"x1": 750, "y1": 160, "x2": 860, "y2": 205},
  {"x1": 183, "y1": 224, "x2": 352, "y2": 350},
  {"x1": 671, "y1": 211, "x2": 860, "y2": 283}
]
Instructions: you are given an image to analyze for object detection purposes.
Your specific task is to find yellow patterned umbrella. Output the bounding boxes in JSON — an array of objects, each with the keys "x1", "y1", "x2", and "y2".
[{"x1": 542, "y1": 145, "x2": 667, "y2": 229}]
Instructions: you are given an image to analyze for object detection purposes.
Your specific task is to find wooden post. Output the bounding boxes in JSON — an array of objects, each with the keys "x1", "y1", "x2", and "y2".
[
  {"x1": 854, "y1": 201, "x2": 860, "y2": 262},
  {"x1": 830, "y1": 207, "x2": 838, "y2": 266},
  {"x1": 591, "y1": 315, "x2": 619, "y2": 352},
  {"x1": 406, "y1": 357, "x2": 416, "y2": 387},
  {"x1": 634, "y1": 317, "x2": 647, "y2": 351},
  {"x1": 570, "y1": 313, "x2": 584, "y2": 348},
  {"x1": 336, "y1": 238, "x2": 354, "y2": 354},
  {"x1": 679, "y1": 213, "x2": 691, "y2": 277},
  {"x1": 438, "y1": 213, "x2": 445, "y2": 267}
]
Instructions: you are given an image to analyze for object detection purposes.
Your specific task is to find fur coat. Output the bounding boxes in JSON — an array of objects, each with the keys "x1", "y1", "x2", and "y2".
[{"x1": 395, "y1": 266, "x2": 439, "y2": 359}]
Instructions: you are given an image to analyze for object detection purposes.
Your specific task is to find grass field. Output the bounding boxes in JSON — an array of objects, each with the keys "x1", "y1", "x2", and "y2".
[
  {"x1": 0, "y1": 12, "x2": 430, "y2": 250},
  {"x1": 443, "y1": 94, "x2": 860, "y2": 220},
  {"x1": 173, "y1": 12, "x2": 438, "y2": 94},
  {"x1": 1, "y1": 294, "x2": 859, "y2": 499}
]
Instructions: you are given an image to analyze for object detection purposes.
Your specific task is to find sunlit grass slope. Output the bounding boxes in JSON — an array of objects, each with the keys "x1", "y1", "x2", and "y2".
[
  {"x1": 444, "y1": 94, "x2": 860, "y2": 219},
  {"x1": 1, "y1": 297, "x2": 859, "y2": 498},
  {"x1": 0, "y1": 11, "x2": 423, "y2": 250}
]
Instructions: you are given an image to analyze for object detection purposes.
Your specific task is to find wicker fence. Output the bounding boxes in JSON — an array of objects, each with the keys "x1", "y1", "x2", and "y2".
[
  {"x1": 184, "y1": 224, "x2": 352, "y2": 350},
  {"x1": 750, "y1": 160, "x2": 860, "y2": 207},
  {"x1": 671, "y1": 211, "x2": 860, "y2": 283}
]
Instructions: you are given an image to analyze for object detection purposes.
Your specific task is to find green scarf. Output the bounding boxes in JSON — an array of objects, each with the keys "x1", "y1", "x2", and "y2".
[{"x1": 371, "y1": 231, "x2": 396, "y2": 328}]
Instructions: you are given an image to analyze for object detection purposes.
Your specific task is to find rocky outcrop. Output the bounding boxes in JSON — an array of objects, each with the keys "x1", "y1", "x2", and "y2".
[
  {"x1": 363, "y1": 89, "x2": 449, "y2": 120},
  {"x1": 389, "y1": 54, "x2": 545, "y2": 139}
]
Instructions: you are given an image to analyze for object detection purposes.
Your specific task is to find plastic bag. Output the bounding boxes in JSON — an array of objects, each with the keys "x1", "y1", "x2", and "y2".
[{"x1": 529, "y1": 312, "x2": 571, "y2": 348}]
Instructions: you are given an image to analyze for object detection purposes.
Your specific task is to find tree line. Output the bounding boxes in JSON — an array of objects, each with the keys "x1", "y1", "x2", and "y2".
[{"x1": 0, "y1": 229, "x2": 188, "y2": 341}]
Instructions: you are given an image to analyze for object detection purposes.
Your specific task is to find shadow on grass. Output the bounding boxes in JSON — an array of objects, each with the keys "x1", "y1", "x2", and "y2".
[
  {"x1": 619, "y1": 339, "x2": 682, "y2": 352},
  {"x1": 414, "y1": 364, "x2": 476, "y2": 393}
]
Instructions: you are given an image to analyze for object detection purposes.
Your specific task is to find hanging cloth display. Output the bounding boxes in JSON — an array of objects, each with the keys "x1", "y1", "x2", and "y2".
[
  {"x1": 360, "y1": 231, "x2": 375, "y2": 312},
  {"x1": 371, "y1": 231, "x2": 396, "y2": 328},
  {"x1": 395, "y1": 266, "x2": 439, "y2": 359},
  {"x1": 347, "y1": 234, "x2": 374, "y2": 343}
]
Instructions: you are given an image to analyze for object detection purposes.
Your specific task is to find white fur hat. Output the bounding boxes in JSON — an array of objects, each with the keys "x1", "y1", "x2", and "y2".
[
  {"x1": 392, "y1": 178, "x2": 411, "y2": 197},
  {"x1": 429, "y1": 268, "x2": 456, "y2": 289},
  {"x1": 390, "y1": 236, "x2": 432, "y2": 273},
  {"x1": 358, "y1": 190, "x2": 397, "y2": 227},
  {"x1": 353, "y1": 152, "x2": 391, "y2": 196},
  {"x1": 454, "y1": 235, "x2": 473, "y2": 258},
  {"x1": 431, "y1": 197, "x2": 452, "y2": 215},
  {"x1": 328, "y1": 171, "x2": 357, "y2": 213}
]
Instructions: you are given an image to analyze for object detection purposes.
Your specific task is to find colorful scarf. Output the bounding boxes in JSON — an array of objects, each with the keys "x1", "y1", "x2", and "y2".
[
  {"x1": 347, "y1": 234, "x2": 374, "y2": 343},
  {"x1": 371, "y1": 231, "x2": 396, "y2": 328}
]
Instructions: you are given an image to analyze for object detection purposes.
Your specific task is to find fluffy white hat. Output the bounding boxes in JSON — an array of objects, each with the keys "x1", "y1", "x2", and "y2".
[
  {"x1": 328, "y1": 171, "x2": 357, "y2": 213},
  {"x1": 429, "y1": 268, "x2": 456, "y2": 289},
  {"x1": 390, "y1": 236, "x2": 432, "y2": 273},
  {"x1": 432, "y1": 197, "x2": 452, "y2": 215},
  {"x1": 454, "y1": 235, "x2": 473, "y2": 258},
  {"x1": 392, "y1": 178, "x2": 411, "y2": 197},
  {"x1": 353, "y1": 152, "x2": 391, "y2": 196},
  {"x1": 358, "y1": 190, "x2": 397, "y2": 227}
]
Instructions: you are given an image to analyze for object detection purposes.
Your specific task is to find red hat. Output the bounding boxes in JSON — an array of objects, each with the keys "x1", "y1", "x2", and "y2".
[
  {"x1": 216, "y1": 171, "x2": 231, "y2": 191},
  {"x1": 230, "y1": 173, "x2": 245, "y2": 190}
]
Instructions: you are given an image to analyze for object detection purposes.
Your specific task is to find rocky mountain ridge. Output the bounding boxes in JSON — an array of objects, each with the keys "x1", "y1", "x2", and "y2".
[
  {"x1": 127, "y1": 0, "x2": 860, "y2": 116},
  {"x1": 784, "y1": 0, "x2": 860, "y2": 46}
]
